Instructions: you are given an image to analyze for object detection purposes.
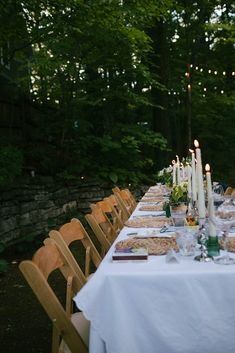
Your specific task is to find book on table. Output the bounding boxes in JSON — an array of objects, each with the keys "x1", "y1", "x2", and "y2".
[{"x1": 112, "y1": 247, "x2": 148, "y2": 261}]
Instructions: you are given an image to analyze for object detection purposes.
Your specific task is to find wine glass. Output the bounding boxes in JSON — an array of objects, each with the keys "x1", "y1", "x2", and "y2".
[
  {"x1": 175, "y1": 229, "x2": 197, "y2": 257},
  {"x1": 211, "y1": 215, "x2": 235, "y2": 265},
  {"x1": 212, "y1": 183, "x2": 224, "y2": 196},
  {"x1": 212, "y1": 183, "x2": 225, "y2": 208}
]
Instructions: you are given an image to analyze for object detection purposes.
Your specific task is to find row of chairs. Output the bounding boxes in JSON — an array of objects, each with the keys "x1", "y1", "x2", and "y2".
[{"x1": 19, "y1": 186, "x2": 136, "y2": 353}]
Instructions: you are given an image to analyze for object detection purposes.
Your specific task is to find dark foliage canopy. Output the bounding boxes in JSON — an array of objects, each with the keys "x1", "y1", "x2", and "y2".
[{"x1": 0, "y1": 0, "x2": 234, "y2": 185}]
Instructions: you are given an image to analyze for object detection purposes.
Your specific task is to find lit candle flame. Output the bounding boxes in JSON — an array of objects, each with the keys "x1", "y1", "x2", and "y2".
[
  {"x1": 205, "y1": 164, "x2": 210, "y2": 172},
  {"x1": 172, "y1": 160, "x2": 175, "y2": 164},
  {"x1": 194, "y1": 139, "x2": 199, "y2": 148},
  {"x1": 189, "y1": 148, "x2": 194, "y2": 153}
]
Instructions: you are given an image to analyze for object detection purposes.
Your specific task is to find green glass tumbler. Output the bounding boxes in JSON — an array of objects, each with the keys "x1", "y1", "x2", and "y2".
[{"x1": 207, "y1": 236, "x2": 220, "y2": 257}]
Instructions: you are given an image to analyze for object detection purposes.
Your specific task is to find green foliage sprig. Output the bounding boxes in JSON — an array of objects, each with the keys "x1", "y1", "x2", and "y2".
[
  {"x1": 170, "y1": 182, "x2": 188, "y2": 204},
  {"x1": 156, "y1": 166, "x2": 173, "y2": 186}
]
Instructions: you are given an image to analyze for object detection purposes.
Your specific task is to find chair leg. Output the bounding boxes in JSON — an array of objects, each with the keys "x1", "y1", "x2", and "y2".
[{"x1": 52, "y1": 324, "x2": 60, "y2": 353}]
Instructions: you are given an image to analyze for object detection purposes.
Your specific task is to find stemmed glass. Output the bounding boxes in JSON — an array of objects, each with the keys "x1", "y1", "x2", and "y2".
[
  {"x1": 212, "y1": 184, "x2": 225, "y2": 208},
  {"x1": 211, "y1": 215, "x2": 235, "y2": 265}
]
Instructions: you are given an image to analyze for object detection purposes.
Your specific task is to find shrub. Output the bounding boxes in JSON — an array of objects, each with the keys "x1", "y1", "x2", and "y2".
[{"x1": 0, "y1": 145, "x2": 23, "y2": 186}]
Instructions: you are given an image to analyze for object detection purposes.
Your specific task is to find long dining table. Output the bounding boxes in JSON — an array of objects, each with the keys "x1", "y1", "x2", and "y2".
[{"x1": 73, "y1": 186, "x2": 235, "y2": 353}]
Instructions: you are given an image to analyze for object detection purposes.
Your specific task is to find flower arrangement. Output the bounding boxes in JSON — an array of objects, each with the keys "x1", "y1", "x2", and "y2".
[
  {"x1": 156, "y1": 166, "x2": 173, "y2": 186},
  {"x1": 170, "y1": 182, "x2": 188, "y2": 205},
  {"x1": 163, "y1": 182, "x2": 189, "y2": 217}
]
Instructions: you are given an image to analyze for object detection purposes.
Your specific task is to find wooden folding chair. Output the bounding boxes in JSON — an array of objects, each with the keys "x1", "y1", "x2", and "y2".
[
  {"x1": 225, "y1": 186, "x2": 233, "y2": 196},
  {"x1": 124, "y1": 188, "x2": 137, "y2": 211},
  {"x1": 231, "y1": 189, "x2": 235, "y2": 197},
  {"x1": 19, "y1": 242, "x2": 89, "y2": 353},
  {"x1": 95, "y1": 198, "x2": 123, "y2": 235},
  {"x1": 49, "y1": 218, "x2": 102, "y2": 281},
  {"x1": 112, "y1": 187, "x2": 134, "y2": 218},
  {"x1": 104, "y1": 194, "x2": 127, "y2": 223},
  {"x1": 85, "y1": 206, "x2": 113, "y2": 257}
]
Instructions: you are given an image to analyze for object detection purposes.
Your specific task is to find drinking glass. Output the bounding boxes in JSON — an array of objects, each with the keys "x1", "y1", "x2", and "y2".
[
  {"x1": 212, "y1": 215, "x2": 235, "y2": 265},
  {"x1": 176, "y1": 229, "x2": 197, "y2": 256},
  {"x1": 212, "y1": 183, "x2": 225, "y2": 208}
]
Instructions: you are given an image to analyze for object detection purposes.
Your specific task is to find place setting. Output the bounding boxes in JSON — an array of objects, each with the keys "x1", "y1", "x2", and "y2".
[{"x1": 125, "y1": 216, "x2": 172, "y2": 228}]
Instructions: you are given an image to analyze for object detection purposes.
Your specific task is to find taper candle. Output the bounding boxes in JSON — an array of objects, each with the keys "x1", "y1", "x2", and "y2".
[
  {"x1": 194, "y1": 140, "x2": 206, "y2": 218},
  {"x1": 205, "y1": 163, "x2": 216, "y2": 236},
  {"x1": 172, "y1": 160, "x2": 176, "y2": 186},
  {"x1": 189, "y1": 149, "x2": 197, "y2": 202}
]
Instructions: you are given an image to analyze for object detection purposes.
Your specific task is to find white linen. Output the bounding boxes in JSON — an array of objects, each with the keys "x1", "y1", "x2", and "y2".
[{"x1": 73, "y1": 191, "x2": 235, "y2": 353}]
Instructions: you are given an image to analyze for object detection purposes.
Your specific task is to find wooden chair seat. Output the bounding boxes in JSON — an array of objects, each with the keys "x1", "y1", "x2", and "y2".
[{"x1": 64, "y1": 312, "x2": 89, "y2": 352}]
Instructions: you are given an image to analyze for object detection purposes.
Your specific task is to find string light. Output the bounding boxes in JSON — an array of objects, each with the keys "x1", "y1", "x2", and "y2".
[
  {"x1": 169, "y1": 62, "x2": 235, "y2": 96},
  {"x1": 187, "y1": 64, "x2": 235, "y2": 76},
  {"x1": 182, "y1": 64, "x2": 235, "y2": 97}
]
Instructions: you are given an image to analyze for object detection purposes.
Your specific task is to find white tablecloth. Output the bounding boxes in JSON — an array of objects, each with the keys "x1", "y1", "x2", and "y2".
[{"x1": 74, "y1": 200, "x2": 235, "y2": 353}]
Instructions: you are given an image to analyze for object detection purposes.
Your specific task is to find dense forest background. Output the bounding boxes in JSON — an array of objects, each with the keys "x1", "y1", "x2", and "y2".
[{"x1": 0, "y1": 0, "x2": 234, "y2": 187}]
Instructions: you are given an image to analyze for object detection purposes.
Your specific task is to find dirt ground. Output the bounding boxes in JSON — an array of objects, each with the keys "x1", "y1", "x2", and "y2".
[{"x1": 0, "y1": 248, "x2": 52, "y2": 353}]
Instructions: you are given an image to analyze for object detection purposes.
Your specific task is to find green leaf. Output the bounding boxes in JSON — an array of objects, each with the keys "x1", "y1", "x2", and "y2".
[{"x1": 109, "y1": 172, "x2": 118, "y2": 184}]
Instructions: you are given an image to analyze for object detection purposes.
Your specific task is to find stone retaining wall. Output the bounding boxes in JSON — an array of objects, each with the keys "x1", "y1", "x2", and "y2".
[{"x1": 0, "y1": 177, "x2": 114, "y2": 246}]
